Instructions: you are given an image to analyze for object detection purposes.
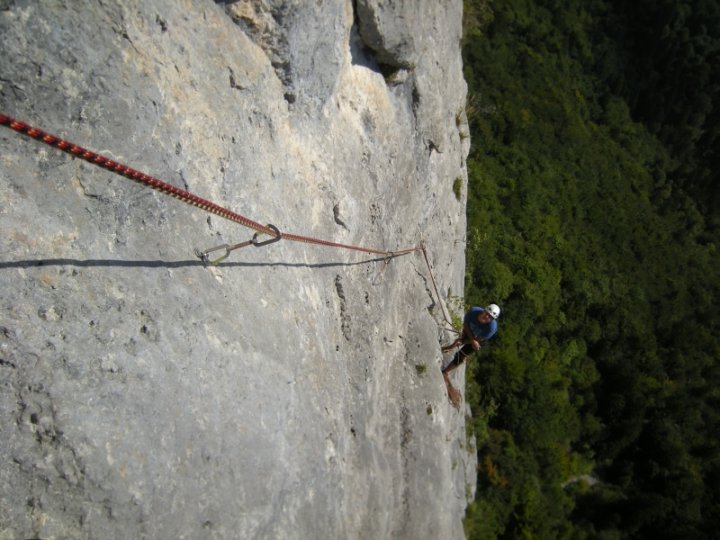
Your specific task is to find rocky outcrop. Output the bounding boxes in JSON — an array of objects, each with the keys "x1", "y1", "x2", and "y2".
[
  {"x1": 355, "y1": 0, "x2": 427, "y2": 69},
  {"x1": 0, "y1": 1, "x2": 473, "y2": 538}
]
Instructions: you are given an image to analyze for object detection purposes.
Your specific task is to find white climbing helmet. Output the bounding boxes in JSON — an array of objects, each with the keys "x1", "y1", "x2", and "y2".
[{"x1": 486, "y1": 304, "x2": 501, "y2": 319}]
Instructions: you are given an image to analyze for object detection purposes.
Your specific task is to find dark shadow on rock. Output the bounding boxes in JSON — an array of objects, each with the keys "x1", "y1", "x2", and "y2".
[
  {"x1": 349, "y1": 21, "x2": 379, "y2": 72},
  {"x1": 0, "y1": 255, "x2": 400, "y2": 270}
]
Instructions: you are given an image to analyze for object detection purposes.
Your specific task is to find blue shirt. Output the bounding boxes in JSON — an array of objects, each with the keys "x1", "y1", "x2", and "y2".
[{"x1": 464, "y1": 306, "x2": 497, "y2": 341}]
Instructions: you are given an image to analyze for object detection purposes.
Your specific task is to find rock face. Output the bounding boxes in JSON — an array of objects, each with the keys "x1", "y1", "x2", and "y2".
[{"x1": 0, "y1": 1, "x2": 473, "y2": 538}]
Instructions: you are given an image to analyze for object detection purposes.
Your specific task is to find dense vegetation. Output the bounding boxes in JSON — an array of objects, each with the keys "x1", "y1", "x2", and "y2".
[{"x1": 460, "y1": 0, "x2": 719, "y2": 538}]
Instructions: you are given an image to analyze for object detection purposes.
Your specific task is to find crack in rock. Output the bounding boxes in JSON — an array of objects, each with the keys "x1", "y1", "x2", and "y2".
[
  {"x1": 335, "y1": 275, "x2": 351, "y2": 341},
  {"x1": 333, "y1": 203, "x2": 349, "y2": 230}
]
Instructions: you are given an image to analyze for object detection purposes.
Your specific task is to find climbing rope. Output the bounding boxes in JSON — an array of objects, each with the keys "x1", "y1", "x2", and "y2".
[
  {"x1": 1, "y1": 113, "x2": 459, "y2": 333},
  {"x1": 0, "y1": 113, "x2": 421, "y2": 260},
  {"x1": 420, "y1": 243, "x2": 460, "y2": 335}
]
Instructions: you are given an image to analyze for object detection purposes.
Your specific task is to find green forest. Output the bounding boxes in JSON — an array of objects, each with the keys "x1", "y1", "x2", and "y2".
[{"x1": 459, "y1": 0, "x2": 719, "y2": 538}]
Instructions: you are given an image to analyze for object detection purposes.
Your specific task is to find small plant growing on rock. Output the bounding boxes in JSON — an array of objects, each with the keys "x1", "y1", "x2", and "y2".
[{"x1": 453, "y1": 177, "x2": 463, "y2": 201}]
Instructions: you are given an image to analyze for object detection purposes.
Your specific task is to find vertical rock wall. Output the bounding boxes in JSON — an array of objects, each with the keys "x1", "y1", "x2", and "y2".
[{"x1": 0, "y1": 1, "x2": 474, "y2": 538}]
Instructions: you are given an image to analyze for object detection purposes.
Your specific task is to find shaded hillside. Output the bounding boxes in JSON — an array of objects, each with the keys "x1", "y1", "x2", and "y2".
[{"x1": 461, "y1": 0, "x2": 720, "y2": 537}]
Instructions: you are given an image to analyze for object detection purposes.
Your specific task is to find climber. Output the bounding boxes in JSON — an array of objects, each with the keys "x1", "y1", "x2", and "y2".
[{"x1": 441, "y1": 303, "x2": 500, "y2": 375}]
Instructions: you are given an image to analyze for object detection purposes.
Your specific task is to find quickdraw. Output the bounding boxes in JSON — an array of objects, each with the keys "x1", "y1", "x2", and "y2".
[{"x1": 195, "y1": 224, "x2": 282, "y2": 265}]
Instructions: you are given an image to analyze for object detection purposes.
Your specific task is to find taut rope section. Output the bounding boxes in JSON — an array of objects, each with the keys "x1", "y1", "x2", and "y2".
[
  {"x1": 0, "y1": 113, "x2": 420, "y2": 258},
  {"x1": 1, "y1": 113, "x2": 460, "y2": 335}
]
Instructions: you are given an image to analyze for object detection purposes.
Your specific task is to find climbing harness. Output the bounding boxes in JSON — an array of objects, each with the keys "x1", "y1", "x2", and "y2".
[{"x1": 0, "y1": 113, "x2": 420, "y2": 261}]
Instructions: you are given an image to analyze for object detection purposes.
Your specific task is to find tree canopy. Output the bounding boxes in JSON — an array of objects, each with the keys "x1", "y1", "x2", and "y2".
[{"x1": 461, "y1": 0, "x2": 720, "y2": 537}]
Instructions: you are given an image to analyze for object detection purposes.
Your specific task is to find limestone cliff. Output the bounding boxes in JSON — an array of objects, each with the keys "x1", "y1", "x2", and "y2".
[{"x1": 0, "y1": 1, "x2": 474, "y2": 538}]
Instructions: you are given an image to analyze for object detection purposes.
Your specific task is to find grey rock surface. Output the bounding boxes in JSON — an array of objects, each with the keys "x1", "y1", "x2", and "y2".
[
  {"x1": 356, "y1": 0, "x2": 430, "y2": 69},
  {"x1": 0, "y1": 1, "x2": 474, "y2": 538}
]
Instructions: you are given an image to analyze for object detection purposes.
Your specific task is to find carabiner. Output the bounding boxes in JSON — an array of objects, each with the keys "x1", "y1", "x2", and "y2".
[
  {"x1": 252, "y1": 224, "x2": 282, "y2": 247},
  {"x1": 195, "y1": 239, "x2": 252, "y2": 266}
]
